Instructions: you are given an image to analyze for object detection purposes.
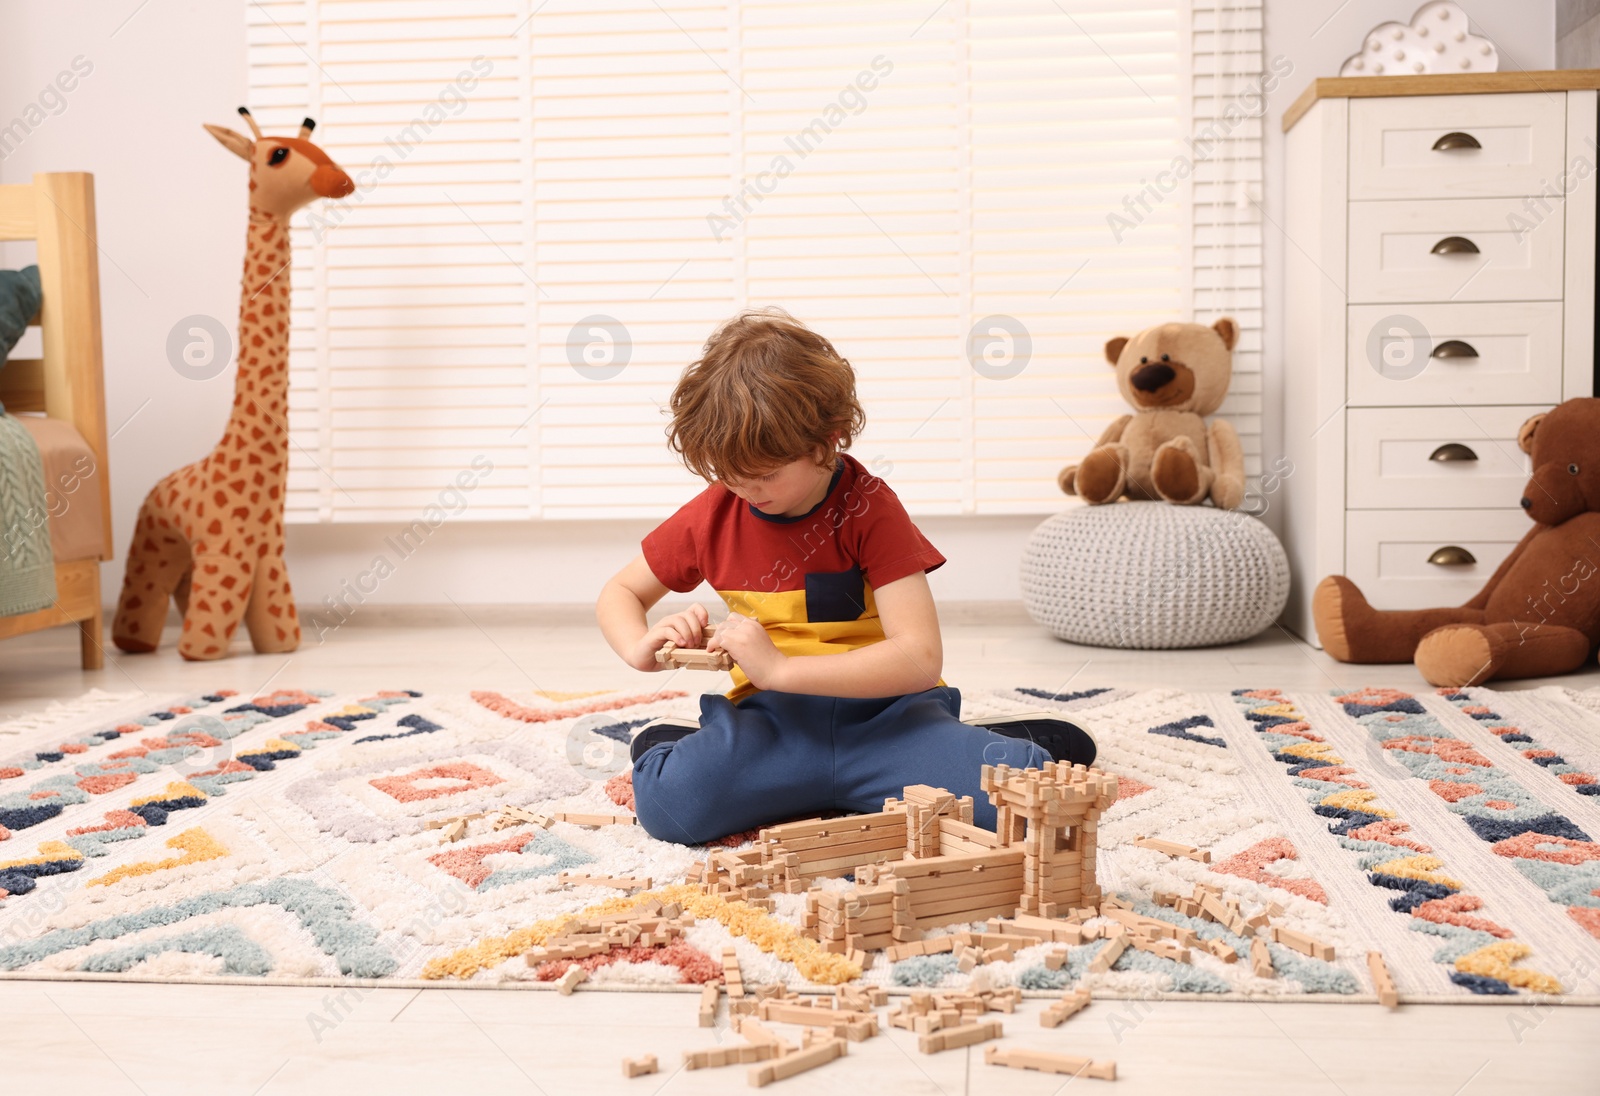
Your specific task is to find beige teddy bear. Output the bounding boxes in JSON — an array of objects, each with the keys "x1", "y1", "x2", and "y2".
[{"x1": 1058, "y1": 318, "x2": 1245, "y2": 510}]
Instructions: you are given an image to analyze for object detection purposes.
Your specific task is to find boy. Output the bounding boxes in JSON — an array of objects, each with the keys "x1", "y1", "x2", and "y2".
[{"x1": 596, "y1": 309, "x2": 1095, "y2": 845}]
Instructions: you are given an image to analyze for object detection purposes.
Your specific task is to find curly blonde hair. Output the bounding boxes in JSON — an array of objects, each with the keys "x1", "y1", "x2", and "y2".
[{"x1": 666, "y1": 308, "x2": 866, "y2": 482}]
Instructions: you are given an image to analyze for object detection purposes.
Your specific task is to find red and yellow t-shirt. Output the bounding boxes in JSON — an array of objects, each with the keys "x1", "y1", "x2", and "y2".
[{"x1": 642, "y1": 453, "x2": 946, "y2": 701}]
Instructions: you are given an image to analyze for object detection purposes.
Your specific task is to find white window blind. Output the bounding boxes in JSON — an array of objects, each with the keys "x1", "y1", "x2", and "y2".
[{"x1": 246, "y1": 0, "x2": 1265, "y2": 522}]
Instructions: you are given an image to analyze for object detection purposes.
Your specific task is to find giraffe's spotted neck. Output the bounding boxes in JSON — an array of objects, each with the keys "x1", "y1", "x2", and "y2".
[{"x1": 216, "y1": 208, "x2": 292, "y2": 477}]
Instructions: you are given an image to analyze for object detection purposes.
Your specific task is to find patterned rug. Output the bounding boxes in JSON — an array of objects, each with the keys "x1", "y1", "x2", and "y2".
[{"x1": 0, "y1": 682, "x2": 1597, "y2": 1005}]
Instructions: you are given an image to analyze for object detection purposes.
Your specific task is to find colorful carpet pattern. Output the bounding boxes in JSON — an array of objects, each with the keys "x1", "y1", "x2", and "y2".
[{"x1": 0, "y1": 683, "x2": 1596, "y2": 1002}]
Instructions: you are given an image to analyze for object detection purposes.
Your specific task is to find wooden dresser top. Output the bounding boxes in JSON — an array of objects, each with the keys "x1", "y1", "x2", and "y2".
[{"x1": 1283, "y1": 69, "x2": 1600, "y2": 133}]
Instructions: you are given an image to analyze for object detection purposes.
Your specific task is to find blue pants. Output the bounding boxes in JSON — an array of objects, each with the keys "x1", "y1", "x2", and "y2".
[{"x1": 631, "y1": 687, "x2": 1050, "y2": 846}]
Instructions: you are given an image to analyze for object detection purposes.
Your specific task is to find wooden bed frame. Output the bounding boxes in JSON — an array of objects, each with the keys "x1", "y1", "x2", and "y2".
[{"x1": 0, "y1": 173, "x2": 113, "y2": 670}]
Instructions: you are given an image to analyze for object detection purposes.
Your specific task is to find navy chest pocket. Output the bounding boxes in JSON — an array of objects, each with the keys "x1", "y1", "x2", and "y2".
[{"x1": 804, "y1": 565, "x2": 866, "y2": 623}]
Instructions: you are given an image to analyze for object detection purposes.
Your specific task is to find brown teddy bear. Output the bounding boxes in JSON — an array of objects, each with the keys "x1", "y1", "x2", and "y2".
[
  {"x1": 1314, "y1": 397, "x2": 1600, "y2": 686},
  {"x1": 1059, "y1": 318, "x2": 1245, "y2": 509}
]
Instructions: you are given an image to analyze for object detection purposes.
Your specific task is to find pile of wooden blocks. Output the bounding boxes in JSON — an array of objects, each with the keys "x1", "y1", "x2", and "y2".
[
  {"x1": 947, "y1": 928, "x2": 1045, "y2": 971},
  {"x1": 493, "y1": 805, "x2": 553, "y2": 831},
  {"x1": 885, "y1": 986, "x2": 1023, "y2": 1039},
  {"x1": 522, "y1": 898, "x2": 694, "y2": 967},
  {"x1": 1145, "y1": 884, "x2": 1339, "y2": 978},
  {"x1": 733, "y1": 981, "x2": 799, "y2": 1018},
  {"x1": 701, "y1": 848, "x2": 780, "y2": 906},
  {"x1": 677, "y1": 1011, "x2": 852, "y2": 1087},
  {"x1": 426, "y1": 811, "x2": 486, "y2": 843}
]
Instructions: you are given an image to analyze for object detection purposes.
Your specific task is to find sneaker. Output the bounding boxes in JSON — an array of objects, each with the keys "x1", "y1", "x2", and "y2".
[
  {"x1": 965, "y1": 710, "x2": 1096, "y2": 767},
  {"x1": 629, "y1": 716, "x2": 701, "y2": 763}
]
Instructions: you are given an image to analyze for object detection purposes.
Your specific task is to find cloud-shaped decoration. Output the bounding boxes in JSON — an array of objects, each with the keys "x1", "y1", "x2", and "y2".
[{"x1": 1338, "y1": 1, "x2": 1498, "y2": 78}]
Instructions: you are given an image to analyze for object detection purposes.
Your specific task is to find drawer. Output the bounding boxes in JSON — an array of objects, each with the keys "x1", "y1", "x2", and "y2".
[
  {"x1": 1347, "y1": 406, "x2": 1534, "y2": 509},
  {"x1": 1348, "y1": 198, "x2": 1564, "y2": 303},
  {"x1": 1350, "y1": 93, "x2": 1567, "y2": 200},
  {"x1": 1345, "y1": 302, "x2": 1564, "y2": 406},
  {"x1": 1345, "y1": 508, "x2": 1529, "y2": 611}
]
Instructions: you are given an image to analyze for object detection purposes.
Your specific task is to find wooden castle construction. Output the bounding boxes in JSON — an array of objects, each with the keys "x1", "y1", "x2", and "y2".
[{"x1": 698, "y1": 762, "x2": 1118, "y2": 956}]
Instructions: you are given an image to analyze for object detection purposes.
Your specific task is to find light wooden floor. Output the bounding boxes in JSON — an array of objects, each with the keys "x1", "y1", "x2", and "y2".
[{"x1": 2, "y1": 607, "x2": 1597, "y2": 1096}]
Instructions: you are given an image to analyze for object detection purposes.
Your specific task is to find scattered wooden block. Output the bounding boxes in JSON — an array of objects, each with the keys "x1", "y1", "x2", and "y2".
[
  {"x1": 1040, "y1": 987, "x2": 1091, "y2": 1028},
  {"x1": 1367, "y1": 950, "x2": 1399, "y2": 1008},
  {"x1": 748, "y1": 1037, "x2": 846, "y2": 1087},
  {"x1": 1132, "y1": 836, "x2": 1211, "y2": 863},
  {"x1": 551, "y1": 812, "x2": 637, "y2": 827},
  {"x1": 918, "y1": 1018, "x2": 1003, "y2": 1054},
  {"x1": 698, "y1": 983, "x2": 718, "y2": 1027},
  {"x1": 1272, "y1": 925, "x2": 1335, "y2": 962},
  {"x1": 1128, "y1": 934, "x2": 1191, "y2": 964},
  {"x1": 1250, "y1": 937, "x2": 1273, "y2": 979},
  {"x1": 558, "y1": 872, "x2": 652, "y2": 892},
  {"x1": 1099, "y1": 907, "x2": 1198, "y2": 947},
  {"x1": 1205, "y1": 938, "x2": 1239, "y2": 964},
  {"x1": 684, "y1": 1042, "x2": 776, "y2": 1069},
  {"x1": 493, "y1": 806, "x2": 553, "y2": 831},
  {"x1": 622, "y1": 1054, "x2": 658, "y2": 1078},
  {"x1": 886, "y1": 935, "x2": 956, "y2": 962},
  {"x1": 1089, "y1": 936, "x2": 1127, "y2": 974},
  {"x1": 721, "y1": 945, "x2": 746, "y2": 999},
  {"x1": 426, "y1": 811, "x2": 485, "y2": 831},
  {"x1": 985, "y1": 1045, "x2": 1116, "y2": 1080},
  {"x1": 440, "y1": 818, "x2": 468, "y2": 844},
  {"x1": 1198, "y1": 894, "x2": 1250, "y2": 936},
  {"x1": 556, "y1": 966, "x2": 587, "y2": 995},
  {"x1": 734, "y1": 1018, "x2": 796, "y2": 1056}
]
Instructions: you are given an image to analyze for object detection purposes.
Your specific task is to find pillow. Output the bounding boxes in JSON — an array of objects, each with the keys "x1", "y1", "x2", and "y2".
[{"x1": 0, "y1": 265, "x2": 43, "y2": 412}]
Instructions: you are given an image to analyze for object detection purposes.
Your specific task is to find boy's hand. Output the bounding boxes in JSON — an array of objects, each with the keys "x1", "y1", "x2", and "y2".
[
  {"x1": 706, "y1": 613, "x2": 786, "y2": 689},
  {"x1": 627, "y1": 603, "x2": 712, "y2": 672}
]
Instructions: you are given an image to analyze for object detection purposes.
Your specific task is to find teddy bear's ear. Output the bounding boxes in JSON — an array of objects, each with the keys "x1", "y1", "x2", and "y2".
[
  {"x1": 1104, "y1": 336, "x2": 1129, "y2": 366},
  {"x1": 1517, "y1": 412, "x2": 1546, "y2": 455},
  {"x1": 1211, "y1": 317, "x2": 1239, "y2": 350}
]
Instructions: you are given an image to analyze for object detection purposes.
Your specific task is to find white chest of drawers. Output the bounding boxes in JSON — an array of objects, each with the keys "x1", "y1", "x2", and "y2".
[{"x1": 1281, "y1": 72, "x2": 1600, "y2": 644}]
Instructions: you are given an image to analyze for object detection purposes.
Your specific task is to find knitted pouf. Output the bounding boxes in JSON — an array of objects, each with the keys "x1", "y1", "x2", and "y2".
[{"x1": 1020, "y1": 501, "x2": 1290, "y2": 649}]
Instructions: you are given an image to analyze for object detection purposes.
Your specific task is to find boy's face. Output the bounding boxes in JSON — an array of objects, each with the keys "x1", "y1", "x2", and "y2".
[{"x1": 722, "y1": 449, "x2": 835, "y2": 518}]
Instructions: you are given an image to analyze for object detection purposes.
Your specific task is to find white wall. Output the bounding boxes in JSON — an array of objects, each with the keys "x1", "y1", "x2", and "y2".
[{"x1": 0, "y1": 1, "x2": 1559, "y2": 610}]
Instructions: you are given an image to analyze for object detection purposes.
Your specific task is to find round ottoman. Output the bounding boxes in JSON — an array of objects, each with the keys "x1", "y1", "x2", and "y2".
[{"x1": 1020, "y1": 501, "x2": 1289, "y2": 649}]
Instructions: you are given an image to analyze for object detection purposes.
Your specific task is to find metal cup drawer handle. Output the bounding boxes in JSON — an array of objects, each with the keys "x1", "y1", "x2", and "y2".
[
  {"x1": 1428, "y1": 443, "x2": 1479, "y2": 462},
  {"x1": 1430, "y1": 340, "x2": 1479, "y2": 360},
  {"x1": 1431, "y1": 132, "x2": 1482, "y2": 151},
  {"x1": 1427, "y1": 546, "x2": 1477, "y2": 566},
  {"x1": 1430, "y1": 236, "x2": 1480, "y2": 255}
]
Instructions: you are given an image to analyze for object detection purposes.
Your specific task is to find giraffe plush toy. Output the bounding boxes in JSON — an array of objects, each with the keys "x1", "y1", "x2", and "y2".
[{"x1": 113, "y1": 108, "x2": 353, "y2": 660}]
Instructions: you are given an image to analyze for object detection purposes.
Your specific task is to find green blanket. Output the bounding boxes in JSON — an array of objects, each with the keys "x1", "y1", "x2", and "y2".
[{"x1": 0, "y1": 412, "x2": 57, "y2": 616}]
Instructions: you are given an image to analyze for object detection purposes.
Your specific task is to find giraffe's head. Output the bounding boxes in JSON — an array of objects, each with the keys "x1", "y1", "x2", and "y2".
[{"x1": 204, "y1": 107, "x2": 355, "y2": 220}]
